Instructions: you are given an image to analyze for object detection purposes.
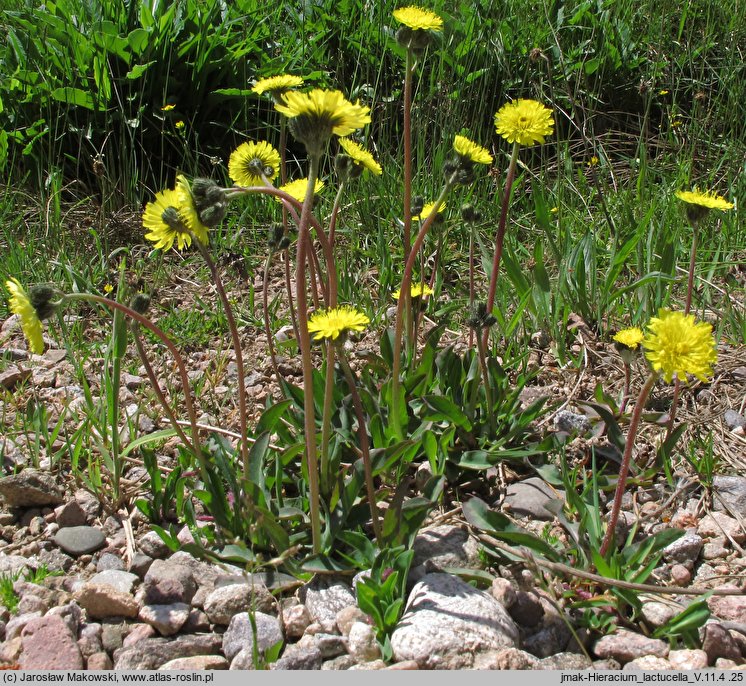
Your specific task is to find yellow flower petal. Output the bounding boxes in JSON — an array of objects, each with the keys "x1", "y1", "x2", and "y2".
[
  {"x1": 338, "y1": 138, "x2": 382, "y2": 176},
  {"x1": 453, "y1": 135, "x2": 492, "y2": 165},
  {"x1": 252, "y1": 74, "x2": 304, "y2": 96},
  {"x1": 276, "y1": 178, "x2": 325, "y2": 203},
  {"x1": 494, "y1": 99, "x2": 554, "y2": 146},
  {"x1": 643, "y1": 309, "x2": 717, "y2": 384},
  {"x1": 307, "y1": 306, "x2": 370, "y2": 341},
  {"x1": 228, "y1": 141, "x2": 281, "y2": 186},
  {"x1": 675, "y1": 188, "x2": 733, "y2": 211},
  {"x1": 393, "y1": 6, "x2": 443, "y2": 31},
  {"x1": 5, "y1": 278, "x2": 44, "y2": 354}
]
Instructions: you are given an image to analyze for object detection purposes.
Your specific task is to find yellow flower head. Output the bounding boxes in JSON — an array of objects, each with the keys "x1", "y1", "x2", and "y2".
[
  {"x1": 5, "y1": 278, "x2": 44, "y2": 354},
  {"x1": 161, "y1": 104, "x2": 175, "y2": 112},
  {"x1": 494, "y1": 99, "x2": 554, "y2": 146},
  {"x1": 643, "y1": 309, "x2": 717, "y2": 384},
  {"x1": 453, "y1": 135, "x2": 493, "y2": 165},
  {"x1": 228, "y1": 141, "x2": 281, "y2": 186},
  {"x1": 307, "y1": 306, "x2": 370, "y2": 341},
  {"x1": 393, "y1": 6, "x2": 443, "y2": 31},
  {"x1": 414, "y1": 200, "x2": 446, "y2": 221},
  {"x1": 392, "y1": 282, "x2": 434, "y2": 300},
  {"x1": 275, "y1": 89, "x2": 371, "y2": 155},
  {"x1": 276, "y1": 177, "x2": 325, "y2": 204},
  {"x1": 675, "y1": 188, "x2": 733, "y2": 212},
  {"x1": 143, "y1": 176, "x2": 208, "y2": 251},
  {"x1": 252, "y1": 74, "x2": 304, "y2": 96},
  {"x1": 175, "y1": 120, "x2": 185, "y2": 130},
  {"x1": 613, "y1": 327, "x2": 644, "y2": 350},
  {"x1": 338, "y1": 138, "x2": 383, "y2": 176}
]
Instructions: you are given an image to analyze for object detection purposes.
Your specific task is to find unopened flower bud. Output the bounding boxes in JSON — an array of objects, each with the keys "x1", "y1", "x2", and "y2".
[
  {"x1": 190, "y1": 178, "x2": 228, "y2": 227},
  {"x1": 130, "y1": 293, "x2": 151, "y2": 315},
  {"x1": 411, "y1": 196, "x2": 424, "y2": 217},
  {"x1": 29, "y1": 285, "x2": 59, "y2": 320}
]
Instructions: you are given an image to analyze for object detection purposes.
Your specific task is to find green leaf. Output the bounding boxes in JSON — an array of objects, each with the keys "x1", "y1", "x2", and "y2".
[
  {"x1": 120, "y1": 428, "x2": 178, "y2": 457},
  {"x1": 462, "y1": 497, "x2": 561, "y2": 562},
  {"x1": 50, "y1": 87, "x2": 95, "y2": 110},
  {"x1": 126, "y1": 61, "x2": 156, "y2": 80},
  {"x1": 422, "y1": 395, "x2": 472, "y2": 430},
  {"x1": 212, "y1": 88, "x2": 256, "y2": 96}
]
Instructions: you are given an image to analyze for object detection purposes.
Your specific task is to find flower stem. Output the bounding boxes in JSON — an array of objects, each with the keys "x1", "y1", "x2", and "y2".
[
  {"x1": 63, "y1": 294, "x2": 204, "y2": 466},
  {"x1": 319, "y1": 340, "x2": 336, "y2": 497},
  {"x1": 475, "y1": 331, "x2": 496, "y2": 435},
  {"x1": 600, "y1": 371, "x2": 658, "y2": 558},
  {"x1": 666, "y1": 225, "x2": 698, "y2": 441},
  {"x1": 619, "y1": 362, "x2": 632, "y2": 415},
  {"x1": 391, "y1": 179, "x2": 455, "y2": 439},
  {"x1": 483, "y1": 141, "x2": 520, "y2": 349},
  {"x1": 296, "y1": 155, "x2": 323, "y2": 554},
  {"x1": 262, "y1": 251, "x2": 283, "y2": 386},
  {"x1": 194, "y1": 240, "x2": 251, "y2": 479},
  {"x1": 403, "y1": 48, "x2": 414, "y2": 261},
  {"x1": 131, "y1": 324, "x2": 195, "y2": 453},
  {"x1": 336, "y1": 342, "x2": 382, "y2": 544}
]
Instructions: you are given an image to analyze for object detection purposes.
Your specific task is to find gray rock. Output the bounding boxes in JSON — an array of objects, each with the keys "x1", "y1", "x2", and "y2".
[
  {"x1": 101, "y1": 623, "x2": 125, "y2": 654},
  {"x1": 0, "y1": 469, "x2": 64, "y2": 507},
  {"x1": 0, "y1": 438, "x2": 26, "y2": 469},
  {"x1": 0, "y1": 554, "x2": 30, "y2": 576},
  {"x1": 142, "y1": 559, "x2": 196, "y2": 605},
  {"x1": 348, "y1": 622, "x2": 380, "y2": 662},
  {"x1": 662, "y1": 532, "x2": 703, "y2": 564},
  {"x1": 138, "y1": 531, "x2": 171, "y2": 559},
  {"x1": 593, "y1": 629, "x2": 669, "y2": 663},
  {"x1": 89, "y1": 570, "x2": 139, "y2": 595},
  {"x1": 270, "y1": 644, "x2": 323, "y2": 670},
  {"x1": 129, "y1": 552, "x2": 154, "y2": 578},
  {"x1": 203, "y1": 580, "x2": 274, "y2": 625},
  {"x1": 37, "y1": 548, "x2": 74, "y2": 572},
  {"x1": 503, "y1": 477, "x2": 564, "y2": 521},
  {"x1": 554, "y1": 410, "x2": 592, "y2": 435},
  {"x1": 87, "y1": 652, "x2": 113, "y2": 670},
  {"x1": 122, "y1": 623, "x2": 156, "y2": 648},
  {"x1": 540, "y1": 652, "x2": 593, "y2": 669},
  {"x1": 472, "y1": 647, "x2": 541, "y2": 670},
  {"x1": 304, "y1": 633, "x2": 348, "y2": 659},
  {"x1": 410, "y1": 525, "x2": 481, "y2": 576},
  {"x1": 159, "y1": 655, "x2": 228, "y2": 670},
  {"x1": 45, "y1": 601, "x2": 82, "y2": 637},
  {"x1": 97, "y1": 553, "x2": 125, "y2": 572},
  {"x1": 300, "y1": 578, "x2": 356, "y2": 633},
  {"x1": 724, "y1": 410, "x2": 746, "y2": 431},
  {"x1": 77, "y1": 623, "x2": 103, "y2": 658},
  {"x1": 54, "y1": 500, "x2": 87, "y2": 528},
  {"x1": 283, "y1": 604, "x2": 312, "y2": 638},
  {"x1": 222, "y1": 611, "x2": 283, "y2": 662},
  {"x1": 20, "y1": 614, "x2": 84, "y2": 670},
  {"x1": 321, "y1": 654, "x2": 359, "y2": 670},
  {"x1": 641, "y1": 601, "x2": 677, "y2": 628},
  {"x1": 668, "y1": 649, "x2": 709, "y2": 670},
  {"x1": 508, "y1": 590, "x2": 545, "y2": 628},
  {"x1": 5, "y1": 612, "x2": 43, "y2": 641},
  {"x1": 702, "y1": 622, "x2": 743, "y2": 663},
  {"x1": 74, "y1": 583, "x2": 139, "y2": 619},
  {"x1": 623, "y1": 656, "x2": 673, "y2": 670},
  {"x1": 698, "y1": 512, "x2": 746, "y2": 544},
  {"x1": 334, "y1": 605, "x2": 366, "y2": 637},
  {"x1": 714, "y1": 476, "x2": 746, "y2": 518},
  {"x1": 182, "y1": 609, "x2": 210, "y2": 634},
  {"x1": 53, "y1": 526, "x2": 105, "y2": 556},
  {"x1": 138, "y1": 603, "x2": 191, "y2": 636},
  {"x1": 113, "y1": 634, "x2": 222, "y2": 670},
  {"x1": 390, "y1": 573, "x2": 519, "y2": 669},
  {"x1": 708, "y1": 594, "x2": 746, "y2": 623},
  {"x1": 74, "y1": 489, "x2": 101, "y2": 519}
]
